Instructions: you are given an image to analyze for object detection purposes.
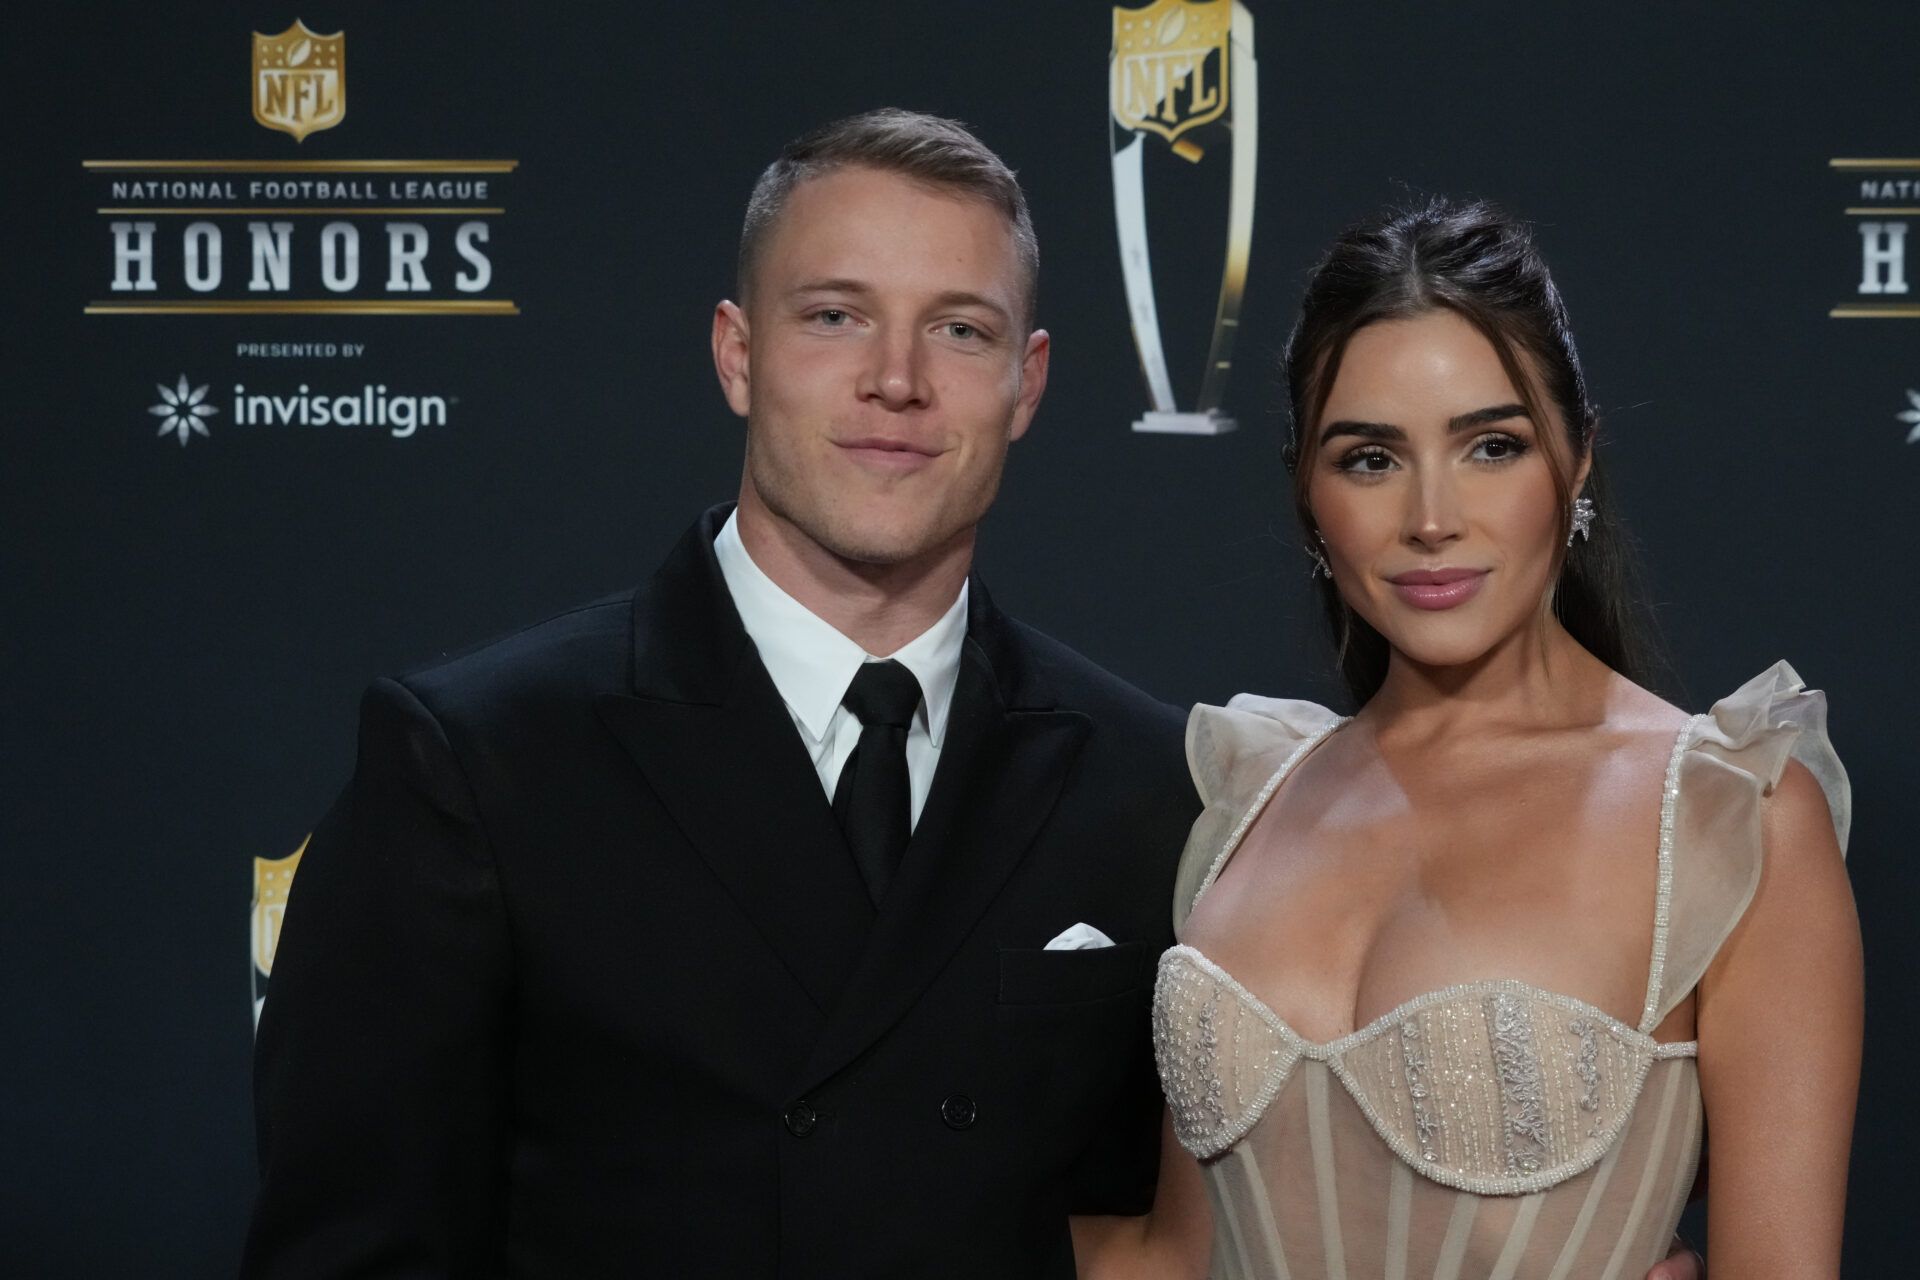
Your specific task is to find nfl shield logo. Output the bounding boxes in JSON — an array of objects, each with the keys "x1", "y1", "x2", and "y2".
[
  {"x1": 253, "y1": 20, "x2": 345, "y2": 142},
  {"x1": 251, "y1": 836, "x2": 308, "y2": 1027},
  {"x1": 1111, "y1": 0, "x2": 1232, "y2": 148}
]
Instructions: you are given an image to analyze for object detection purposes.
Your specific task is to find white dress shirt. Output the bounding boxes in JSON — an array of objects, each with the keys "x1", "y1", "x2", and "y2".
[{"x1": 713, "y1": 511, "x2": 967, "y2": 830}]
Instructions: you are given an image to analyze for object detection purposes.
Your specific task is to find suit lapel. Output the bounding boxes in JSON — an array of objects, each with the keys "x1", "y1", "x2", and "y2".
[
  {"x1": 594, "y1": 509, "x2": 874, "y2": 1016},
  {"x1": 800, "y1": 605, "x2": 1090, "y2": 1090}
]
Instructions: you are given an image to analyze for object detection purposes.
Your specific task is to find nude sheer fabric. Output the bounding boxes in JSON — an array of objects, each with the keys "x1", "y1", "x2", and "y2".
[{"x1": 1153, "y1": 662, "x2": 1848, "y2": 1279}]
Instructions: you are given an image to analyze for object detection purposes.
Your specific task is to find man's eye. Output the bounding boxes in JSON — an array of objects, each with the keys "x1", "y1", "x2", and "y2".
[
  {"x1": 813, "y1": 309, "x2": 849, "y2": 325},
  {"x1": 946, "y1": 322, "x2": 979, "y2": 340}
]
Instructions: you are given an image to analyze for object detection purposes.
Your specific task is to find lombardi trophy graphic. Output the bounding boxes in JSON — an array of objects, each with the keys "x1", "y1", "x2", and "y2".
[{"x1": 1110, "y1": 0, "x2": 1257, "y2": 435}]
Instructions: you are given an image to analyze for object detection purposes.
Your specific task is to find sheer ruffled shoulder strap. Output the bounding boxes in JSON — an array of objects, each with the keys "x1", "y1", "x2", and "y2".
[
  {"x1": 1650, "y1": 660, "x2": 1850, "y2": 1028},
  {"x1": 1173, "y1": 696, "x2": 1344, "y2": 934}
]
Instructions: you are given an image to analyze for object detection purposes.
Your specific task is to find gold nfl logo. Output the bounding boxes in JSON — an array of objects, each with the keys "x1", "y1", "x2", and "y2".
[
  {"x1": 1111, "y1": 0, "x2": 1232, "y2": 159},
  {"x1": 252, "y1": 20, "x2": 345, "y2": 142},
  {"x1": 252, "y1": 836, "x2": 307, "y2": 1027}
]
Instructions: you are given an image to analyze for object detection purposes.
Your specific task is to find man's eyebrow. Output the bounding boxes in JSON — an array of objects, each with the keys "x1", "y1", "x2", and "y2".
[
  {"x1": 928, "y1": 290, "x2": 1013, "y2": 324},
  {"x1": 1318, "y1": 403, "x2": 1531, "y2": 446},
  {"x1": 788, "y1": 278, "x2": 873, "y2": 298}
]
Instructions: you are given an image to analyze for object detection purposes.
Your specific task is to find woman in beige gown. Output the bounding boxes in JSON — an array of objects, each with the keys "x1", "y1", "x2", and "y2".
[{"x1": 1080, "y1": 200, "x2": 1860, "y2": 1278}]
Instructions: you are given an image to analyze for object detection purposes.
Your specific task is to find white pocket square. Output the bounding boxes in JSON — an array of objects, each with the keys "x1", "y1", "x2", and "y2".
[{"x1": 1044, "y1": 922, "x2": 1115, "y2": 951}]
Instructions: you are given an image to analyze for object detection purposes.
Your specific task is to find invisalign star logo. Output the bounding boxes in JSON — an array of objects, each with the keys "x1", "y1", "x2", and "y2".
[
  {"x1": 149, "y1": 375, "x2": 218, "y2": 446},
  {"x1": 1900, "y1": 389, "x2": 1920, "y2": 444}
]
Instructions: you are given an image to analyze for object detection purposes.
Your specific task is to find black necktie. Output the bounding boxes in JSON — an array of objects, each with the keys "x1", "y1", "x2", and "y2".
[{"x1": 833, "y1": 659, "x2": 923, "y2": 905}]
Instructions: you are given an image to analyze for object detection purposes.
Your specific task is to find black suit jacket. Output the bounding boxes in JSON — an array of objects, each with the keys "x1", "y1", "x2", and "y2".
[{"x1": 245, "y1": 507, "x2": 1200, "y2": 1278}]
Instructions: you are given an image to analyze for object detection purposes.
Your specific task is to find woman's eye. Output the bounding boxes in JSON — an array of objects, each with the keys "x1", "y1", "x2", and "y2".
[
  {"x1": 1470, "y1": 433, "x2": 1529, "y2": 463},
  {"x1": 1335, "y1": 447, "x2": 1395, "y2": 475}
]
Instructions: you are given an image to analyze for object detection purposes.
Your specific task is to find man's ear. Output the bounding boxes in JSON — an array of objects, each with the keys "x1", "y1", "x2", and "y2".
[
  {"x1": 712, "y1": 300, "x2": 752, "y2": 418},
  {"x1": 1007, "y1": 328, "x2": 1050, "y2": 442}
]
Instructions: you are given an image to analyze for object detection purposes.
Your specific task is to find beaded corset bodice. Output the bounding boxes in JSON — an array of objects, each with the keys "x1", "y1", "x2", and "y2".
[
  {"x1": 1155, "y1": 952, "x2": 1700, "y2": 1192},
  {"x1": 1151, "y1": 663, "x2": 1849, "y2": 1279}
]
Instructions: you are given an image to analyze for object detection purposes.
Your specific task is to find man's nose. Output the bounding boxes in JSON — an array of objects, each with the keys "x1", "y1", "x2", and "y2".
[{"x1": 857, "y1": 328, "x2": 931, "y2": 411}]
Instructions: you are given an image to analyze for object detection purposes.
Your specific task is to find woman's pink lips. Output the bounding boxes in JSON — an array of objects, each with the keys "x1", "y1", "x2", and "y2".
[{"x1": 1387, "y1": 568, "x2": 1488, "y2": 610}]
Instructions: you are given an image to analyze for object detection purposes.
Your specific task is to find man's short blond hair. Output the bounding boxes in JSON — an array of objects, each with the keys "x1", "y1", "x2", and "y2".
[{"x1": 737, "y1": 108, "x2": 1039, "y2": 327}]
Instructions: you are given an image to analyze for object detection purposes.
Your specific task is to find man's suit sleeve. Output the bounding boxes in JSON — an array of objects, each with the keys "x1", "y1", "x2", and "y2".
[
  {"x1": 242, "y1": 676, "x2": 514, "y2": 1277},
  {"x1": 1061, "y1": 706, "x2": 1200, "y2": 1217},
  {"x1": 1060, "y1": 1024, "x2": 1166, "y2": 1216}
]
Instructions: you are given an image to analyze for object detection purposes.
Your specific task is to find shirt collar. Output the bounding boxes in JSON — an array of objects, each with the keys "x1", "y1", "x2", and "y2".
[{"x1": 713, "y1": 511, "x2": 967, "y2": 748}]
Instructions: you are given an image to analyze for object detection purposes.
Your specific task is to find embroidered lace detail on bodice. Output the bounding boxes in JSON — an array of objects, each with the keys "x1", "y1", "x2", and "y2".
[{"x1": 1154, "y1": 946, "x2": 1695, "y2": 1193}]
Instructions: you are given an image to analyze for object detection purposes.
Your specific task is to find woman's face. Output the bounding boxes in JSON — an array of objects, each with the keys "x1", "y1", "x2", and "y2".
[{"x1": 1307, "y1": 309, "x2": 1583, "y2": 673}]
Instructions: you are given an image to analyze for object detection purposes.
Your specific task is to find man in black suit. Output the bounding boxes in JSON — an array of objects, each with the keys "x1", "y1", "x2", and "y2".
[{"x1": 244, "y1": 109, "x2": 1200, "y2": 1277}]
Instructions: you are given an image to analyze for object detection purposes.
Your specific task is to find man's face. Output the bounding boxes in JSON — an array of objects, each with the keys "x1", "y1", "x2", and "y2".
[{"x1": 713, "y1": 165, "x2": 1048, "y2": 566}]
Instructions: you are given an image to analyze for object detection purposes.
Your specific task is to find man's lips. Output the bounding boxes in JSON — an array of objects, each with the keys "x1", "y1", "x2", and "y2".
[
  {"x1": 1386, "y1": 567, "x2": 1489, "y2": 610},
  {"x1": 836, "y1": 436, "x2": 942, "y2": 469}
]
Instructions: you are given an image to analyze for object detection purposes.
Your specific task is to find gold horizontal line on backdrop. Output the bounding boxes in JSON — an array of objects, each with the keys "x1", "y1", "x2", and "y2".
[
  {"x1": 82, "y1": 160, "x2": 518, "y2": 173},
  {"x1": 1829, "y1": 158, "x2": 1920, "y2": 171},
  {"x1": 96, "y1": 208, "x2": 506, "y2": 216},
  {"x1": 1844, "y1": 207, "x2": 1920, "y2": 215},
  {"x1": 84, "y1": 300, "x2": 520, "y2": 315},
  {"x1": 1828, "y1": 303, "x2": 1920, "y2": 318}
]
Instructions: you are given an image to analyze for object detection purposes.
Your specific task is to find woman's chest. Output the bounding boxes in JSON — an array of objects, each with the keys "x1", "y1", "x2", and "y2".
[{"x1": 1182, "y1": 781, "x2": 1662, "y2": 1042}]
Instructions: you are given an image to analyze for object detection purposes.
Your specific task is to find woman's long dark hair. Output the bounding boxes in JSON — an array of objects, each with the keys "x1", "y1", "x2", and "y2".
[{"x1": 1283, "y1": 198, "x2": 1660, "y2": 706}]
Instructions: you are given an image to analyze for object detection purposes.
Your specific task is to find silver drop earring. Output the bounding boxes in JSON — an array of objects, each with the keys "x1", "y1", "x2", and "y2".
[
  {"x1": 1567, "y1": 495, "x2": 1596, "y2": 546},
  {"x1": 1307, "y1": 534, "x2": 1331, "y2": 579}
]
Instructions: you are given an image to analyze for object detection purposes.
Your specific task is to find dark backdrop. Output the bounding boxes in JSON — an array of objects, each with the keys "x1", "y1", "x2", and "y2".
[{"x1": 3, "y1": 2, "x2": 1913, "y2": 1274}]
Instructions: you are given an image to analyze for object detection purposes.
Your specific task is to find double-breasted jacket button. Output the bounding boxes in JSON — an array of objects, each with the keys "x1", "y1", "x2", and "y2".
[
  {"x1": 783, "y1": 1101, "x2": 818, "y2": 1138},
  {"x1": 940, "y1": 1093, "x2": 977, "y2": 1131}
]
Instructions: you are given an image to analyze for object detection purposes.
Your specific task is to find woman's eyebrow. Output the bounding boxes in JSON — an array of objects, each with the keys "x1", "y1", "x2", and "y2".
[
  {"x1": 1447, "y1": 403, "x2": 1530, "y2": 432},
  {"x1": 1319, "y1": 419, "x2": 1404, "y2": 445}
]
